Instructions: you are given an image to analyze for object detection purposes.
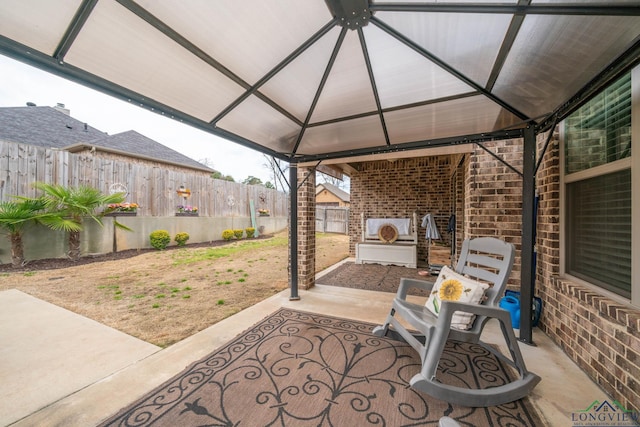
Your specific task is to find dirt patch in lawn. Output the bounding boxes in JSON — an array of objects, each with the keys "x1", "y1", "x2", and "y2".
[{"x1": 0, "y1": 232, "x2": 349, "y2": 347}]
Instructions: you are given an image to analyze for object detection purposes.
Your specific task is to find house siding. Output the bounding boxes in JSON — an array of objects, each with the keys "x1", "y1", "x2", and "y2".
[
  {"x1": 74, "y1": 148, "x2": 209, "y2": 176},
  {"x1": 316, "y1": 190, "x2": 346, "y2": 207}
]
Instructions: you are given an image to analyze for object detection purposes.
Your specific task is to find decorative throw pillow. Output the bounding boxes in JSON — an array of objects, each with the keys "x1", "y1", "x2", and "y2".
[{"x1": 425, "y1": 266, "x2": 490, "y2": 330}]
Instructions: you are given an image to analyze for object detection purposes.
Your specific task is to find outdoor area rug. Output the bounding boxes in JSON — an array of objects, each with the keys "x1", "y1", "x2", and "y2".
[
  {"x1": 100, "y1": 309, "x2": 543, "y2": 427},
  {"x1": 317, "y1": 261, "x2": 434, "y2": 295}
]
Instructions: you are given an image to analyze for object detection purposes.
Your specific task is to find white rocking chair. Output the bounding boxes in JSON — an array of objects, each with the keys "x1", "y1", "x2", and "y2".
[{"x1": 372, "y1": 237, "x2": 540, "y2": 407}]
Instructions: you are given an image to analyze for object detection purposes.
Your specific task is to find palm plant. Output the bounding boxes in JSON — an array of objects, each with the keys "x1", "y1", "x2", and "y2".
[
  {"x1": 0, "y1": 198, "x2": 46, "y2": 267},
  {"x1": 33, "y1": 182, "x2": 129, "y2": 261}
]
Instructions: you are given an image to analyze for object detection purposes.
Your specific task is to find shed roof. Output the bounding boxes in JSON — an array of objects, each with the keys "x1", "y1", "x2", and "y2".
[{"x1": 0, "y1": 1, "x2": 638, "y2": 167}]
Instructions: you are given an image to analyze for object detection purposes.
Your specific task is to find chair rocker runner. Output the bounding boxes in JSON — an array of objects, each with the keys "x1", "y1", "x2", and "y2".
[{"x1": 372, "y1": 237, "x2": 540, "y2": 407}]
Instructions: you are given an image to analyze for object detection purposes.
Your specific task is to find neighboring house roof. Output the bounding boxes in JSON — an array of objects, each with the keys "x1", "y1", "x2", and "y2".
[
  {"x1": 316, "y1": 182, "x2": 350, "y2": 203},
  {"x1": 0, "y1": 105, "x2": 213, "y2": 173},
  {"x1": 64, "y1": 130, "x2": 213, "y2": 173},
  {"x1": 0, "y1": 105, "x2": 105, "y2": 147}
]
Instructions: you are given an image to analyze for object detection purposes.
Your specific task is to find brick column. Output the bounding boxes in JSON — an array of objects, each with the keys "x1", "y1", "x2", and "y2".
[{"x1": 297, "y1": 166, "x2": 316, "y2": 289}]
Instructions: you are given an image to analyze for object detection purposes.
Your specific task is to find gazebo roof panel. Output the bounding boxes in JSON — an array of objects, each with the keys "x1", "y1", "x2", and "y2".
[
  {"x1": 0, "y1": 1, "x2": 638, "y2": 162},
  {"x1": 374, "y1": 10, "x2": 513, "y2": 88},
  {"x1": 260, "y1": 27, "x2": 343, "y2": 123},
  {"x1": 217, "y1": 95, "x2": 302, "y2": 153},
  {"x1": 364, "y1": 24, "x2": 475, "y2": 109},
  {"x1": 494, "y1": 13, "x2": 640, "y2": 119},
  {"x1": 64, "y1": 0, "x2": 246, "y2": 122},
  {"x1": 298, "y1": 115, "x2": 387, "y2": 156},
  {"x1": 309, "y1": 30, "x2": 380, "y2": 124},
  {"x1": 384, "y1": 95, "x2": 521, "y2": 145},
  {"x1": 138, "y1": 0, "x2": 332, "y2": 86},
  {"x1": 0, "y1": 0, "x2": 81, "y2": 55}
]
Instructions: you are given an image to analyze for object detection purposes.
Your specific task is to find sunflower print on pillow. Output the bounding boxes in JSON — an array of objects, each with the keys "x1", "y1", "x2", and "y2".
[{"x1": 425, "y1": 266, "x2": 490, "y2": 330}]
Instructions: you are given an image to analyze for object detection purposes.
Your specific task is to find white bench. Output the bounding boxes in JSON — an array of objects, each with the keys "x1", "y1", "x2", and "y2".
[{"x1": 355, "y1": 213, "x2": 418, "y2": 268}]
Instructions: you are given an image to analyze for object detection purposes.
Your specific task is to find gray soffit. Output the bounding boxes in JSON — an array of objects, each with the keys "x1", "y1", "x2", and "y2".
[{"x1": 1, "y1": 1, "x2": 639, "y2": 164}]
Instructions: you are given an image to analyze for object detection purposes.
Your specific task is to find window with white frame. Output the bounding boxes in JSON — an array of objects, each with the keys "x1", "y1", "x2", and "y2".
[{"x1": 563, "y1": 71, "x2": 633, "y2": 300}]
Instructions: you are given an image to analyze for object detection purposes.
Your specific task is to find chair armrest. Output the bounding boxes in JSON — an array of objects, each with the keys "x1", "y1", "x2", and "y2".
[
  {"x1": 397, "y1": 278, "x2": 435, "y2": 300},
  {"x1": 437, "y1": 301, "x2": 511, "y2": 326}
]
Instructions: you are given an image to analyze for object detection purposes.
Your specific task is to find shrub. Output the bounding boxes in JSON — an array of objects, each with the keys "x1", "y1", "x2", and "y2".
[
  {"x1": 174, "y1": 232, "x2": 190, "y2": 246},
  {"x1": 233, "y1": 229, "x2": 244, "y2": 239},
  {"x1": 222, "y1": 229, "x2": 234, "y2": 241},
  {"x1": 149, "y1": 230, "x2": 171, "y2": 250},
  {"x1": 245, "y1": 227, "x2": 255, "y2": 238}
]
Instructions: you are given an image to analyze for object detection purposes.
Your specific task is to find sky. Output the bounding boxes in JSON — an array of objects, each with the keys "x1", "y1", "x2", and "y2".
[{"x1": 0, "y1": 55, "x2": 275, "y2": 184}]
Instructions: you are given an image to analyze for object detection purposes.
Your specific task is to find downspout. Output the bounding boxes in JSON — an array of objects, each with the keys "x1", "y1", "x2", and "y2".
[{"x1": 289, "y1": 163, "x2": 300, "y2": 300}]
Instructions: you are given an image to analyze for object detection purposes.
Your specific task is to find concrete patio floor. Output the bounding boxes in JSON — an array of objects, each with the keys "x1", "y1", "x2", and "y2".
[{"x1": 1, "y1": 261, "x2": 608, "y2": 426}]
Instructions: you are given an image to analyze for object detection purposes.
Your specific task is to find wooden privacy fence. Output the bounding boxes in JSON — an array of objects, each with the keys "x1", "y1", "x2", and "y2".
[
  {"x1": 0, "y1": 141, "x2": 288, "y2": 217},
  {"x1": 316, "y1": 206, "x2": 349, "y2": 234}
]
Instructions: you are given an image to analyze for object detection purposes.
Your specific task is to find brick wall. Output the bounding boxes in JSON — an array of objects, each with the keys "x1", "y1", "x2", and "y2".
[
  {"x1": 464, "y1": 139, "x2": 525, "y2": 288},
  {"x1": 452, "y1": 155, "x2": 466, "y2": 258},
  {"x1": 534, "y1": 130, "x2": 640, "y2": 411},
  {"x1": 542, "y1": 278, "x2": 640, "y2": 410},
  {"x1": 297, "y1": 166, "x2": 316, "y2": 289},
  {"x1": 469, "y1": 129, "x2": 640, "y2": 410},
  {"x1": 349, "y1": 156, "x2": 455, "y2": 265}
]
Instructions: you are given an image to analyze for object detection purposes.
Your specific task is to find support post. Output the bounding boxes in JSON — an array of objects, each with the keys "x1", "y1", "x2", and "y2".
[
  {"x1": 520, "y1": 125, "x2": 536, "y2": 344},
  {"x1": 289, "y1": 163, "x2": 300, "y2": 300}
]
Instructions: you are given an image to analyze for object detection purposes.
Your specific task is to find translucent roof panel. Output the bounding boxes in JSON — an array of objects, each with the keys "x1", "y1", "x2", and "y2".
[
  {"x1": 364, "y1": 25, "x2": 474, "y2": 108},
  {"x1": 65, "y1": 1, "x2": 245, "y2": 122},
  {"x1": 0, "y1": 1, "x2": 638, "y2": 162},
  {"x1": 138, "y1": 0, "x2": 331, "y2": 86},
  {"x1": 495, "y1": 14, "x2": 640, "y2": 119},
  {"x1": 385, "y1": 95, "x2": 522, "y2": 144},
  {"x1": 260, "y1": 27, "x2": 342, "y2": 123},
  {"x1": 298, "y1": 115, "x2": 386, "y2": 155},
  {"x1": 310, "y1": 31, "x2": 379, "y2": 123},
  {"x1": 0, "y1": 0, "x2": 82, "y2": 55},
  {"x1": 378, "y1": 0, "x2": 516, "y2": 3},
  {"x1": 375, "y1": 11, "x2": 513, "y2": 88},
  {"x1": 218, "y1": 95, "x2": 301, "y2": 154}
]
